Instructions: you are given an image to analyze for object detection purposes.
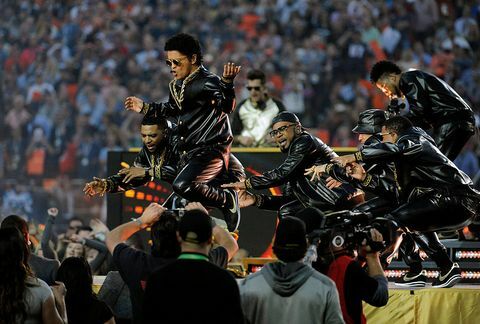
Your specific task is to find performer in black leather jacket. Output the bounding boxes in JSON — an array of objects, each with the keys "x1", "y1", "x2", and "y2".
[
  {"x1": 222, "y1": 112, "x2": 359, "y2": 218},
  {"x1": 370, "y1": 60, "x2": 476, "y2": 160},
  {"x1": 84, "y1": 113, "x2": 245, "y2": 212},
  {"x1": 336, "y1": 116, "x2": 479, "y2": 288},
  {"x1": 124, "y1": 33, "x2": 242, "y2": 231},
  {"x1": 308, "y1": 109, "x2": 398, "y2": 210}
]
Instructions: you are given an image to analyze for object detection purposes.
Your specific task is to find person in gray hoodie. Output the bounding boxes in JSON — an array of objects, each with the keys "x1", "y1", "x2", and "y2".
[{"x1": 239, "y1": 216, "x2": 345, "y2": 324}]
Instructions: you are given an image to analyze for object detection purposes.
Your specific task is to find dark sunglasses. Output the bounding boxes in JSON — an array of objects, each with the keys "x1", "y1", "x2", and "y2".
[
  {"x1": 269, "y1": 124, "x2": 296, "y2": 137},
  {"x1": 165, "y1": 56, "x2": 188, "y2": 67},
  {"x1": 246, "y1": 86, "x2": 262, "y2": 91}
]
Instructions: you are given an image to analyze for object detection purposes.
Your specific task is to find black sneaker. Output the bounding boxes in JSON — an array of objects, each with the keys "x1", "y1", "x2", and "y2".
[
  {"x1": 222, "y1": 189, "x2": 241, "y2": 232},
  {"x1": 432, "y1": 263, "x2": 461, "y2": 288},
  {"x1": 395, "y1": 270, "x2": 427, "y2": 288}
]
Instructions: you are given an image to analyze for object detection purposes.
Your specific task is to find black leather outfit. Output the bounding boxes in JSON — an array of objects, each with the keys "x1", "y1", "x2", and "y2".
[
  {"x1": 358, "y1": 127, "x2": 479, "y2": 270},
  {"x1": 246, "y1": 132, "x2": 358, "y2": 218},
  {"x1": 398, "y1": 70, "x2": 476, "y2": 160},
  {"x1": 141, "y1": 66, "x2": 239, "y2": 209}
]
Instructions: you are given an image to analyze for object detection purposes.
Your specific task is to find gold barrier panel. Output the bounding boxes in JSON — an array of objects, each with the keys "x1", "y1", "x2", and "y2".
[{"x1": 364, "y1": 287, "x2": 480, "y2": 324}]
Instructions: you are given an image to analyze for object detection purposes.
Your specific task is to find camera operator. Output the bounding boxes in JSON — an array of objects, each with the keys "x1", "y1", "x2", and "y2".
[
  {"x1": 299, "y1": 208, "x2": 388, "y2": 324},
  {"x1": 335, "y1": 116, "x2": 480, "y2": 288}
]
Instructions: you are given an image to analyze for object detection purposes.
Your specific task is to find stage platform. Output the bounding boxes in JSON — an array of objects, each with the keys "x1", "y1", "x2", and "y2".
[{"x1": 364, "y1": 283, "x2": 480, "y2": 324}]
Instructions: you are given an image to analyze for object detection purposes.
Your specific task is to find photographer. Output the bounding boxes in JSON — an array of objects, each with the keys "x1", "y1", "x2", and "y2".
[
  {"x1": 105, "y1": 202, "x2": 237, "y2": 323},
  {"x1": 299, "y1": 208, "x2": 388, "y2": 324}
]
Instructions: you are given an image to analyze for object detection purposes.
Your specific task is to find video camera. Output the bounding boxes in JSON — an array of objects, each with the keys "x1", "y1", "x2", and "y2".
[{"x1": 306, "y1": 210, "x2": 390, "y2": 253}]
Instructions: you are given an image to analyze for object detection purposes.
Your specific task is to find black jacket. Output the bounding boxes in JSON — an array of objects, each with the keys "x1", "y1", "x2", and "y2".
[
  {"x1": 326, "y1": 135, "x2": 398, "y2": 202},
  {"x1": 106, "y1": 145, "x2": 177, "y2": 193},
  {"x1": 399, "y1": 70, "x2": 474, "y2": 127},
  {"x1": 246, "y1": 132, "x2": 356, "y2": 210},
  {"x1": 357, "y1": 127, "x2": 478, "y2": 201},
  {"x1": 143, "y1": 66, "x2": 235, "y2": 164}
]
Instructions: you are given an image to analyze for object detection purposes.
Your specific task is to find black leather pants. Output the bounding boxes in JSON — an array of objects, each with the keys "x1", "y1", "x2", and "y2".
[
  {"x1": 433, "y1": 119, "x2": 475, "y2": 160},
  {"x1": 400, "y1": 231, "x2": 453, "y2": 272},
  {"x1": 386, "y1": 190, "x2": 475, "y2": 233},
  {"x1": 172, "y1": 152, "x2": 245, "y2": 209}
]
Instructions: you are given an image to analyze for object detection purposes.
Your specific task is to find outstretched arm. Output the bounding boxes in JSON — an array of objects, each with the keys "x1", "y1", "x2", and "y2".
[{"x1": 105, "y1": 203, "x2": 166, "y2": 254}]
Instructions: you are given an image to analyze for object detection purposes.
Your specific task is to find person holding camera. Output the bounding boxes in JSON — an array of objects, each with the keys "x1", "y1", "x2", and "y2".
[
  {"x1": 335, "y1": 116, "x2": 480, "y2": 288},
  {"x1": 105, "y1": 202, "x2": 237, "y2": 323},
  {"x1": 222, "y1": 111, "x2": 360, "y2": 218},
  {"x1": 370, "y1": 60, "x2": 476, "y2": 160}
]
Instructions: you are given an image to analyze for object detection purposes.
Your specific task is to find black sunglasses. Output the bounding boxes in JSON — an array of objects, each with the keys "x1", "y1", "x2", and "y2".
[
  {"x1": 165, "y1": 56, "x2": 188, "y2": 67},
  {"x1": 246, "y1": 86, "x2": 262, "y2": 91},
  {"x1": 269, "y1": 124, "x2": 296, "y2": 137}
]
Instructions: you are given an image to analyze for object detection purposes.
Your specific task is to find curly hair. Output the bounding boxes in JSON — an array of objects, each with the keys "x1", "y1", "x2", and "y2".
[
  {"x1": 370, "y1": 60, "x2": 402, "y2": 83},
  {"x1": 0, "y1": 227, "x2": 29, "y2": 323},
  {"x1": 165, "y1": 33, "x2": 203, "y2": 64}
]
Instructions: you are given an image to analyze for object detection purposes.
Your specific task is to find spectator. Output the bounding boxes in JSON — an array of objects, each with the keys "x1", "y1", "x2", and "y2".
[
  {"x1": 240, "y1": 216, "x2": 344, "y2": 324},
  {"x1": 0, "y1": 227, "x2": 67, "y2": 324},
  {"x1": 56, "y1": 257, "x2": 115, "y2": 324},
  {"x1": 143, "y1": 207, "x2": 244, "y2": 324},
  {"x1": 105, "y1": 202, "x2": 238, "y2": 323},
  {"x1": 1, "y1": 214, "x2": 60, "y2": 285},
  {"x1": 231, "y1": 69, "x2": 286, "y2": 147}
]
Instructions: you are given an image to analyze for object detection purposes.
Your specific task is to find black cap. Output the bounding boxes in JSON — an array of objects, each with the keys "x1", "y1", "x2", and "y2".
[
  {"x1": 273, "y1": 217, "x2": 307, "y2": 250},
  {"x1": 352, "y1": 109, "x2": 387, "y2": 134},
  {"x1": 178, "y1": 210, "x2": 212, "y2": 244},
  {"x1": 272, "y1": 112, "x2": 300, "y2": 126}
]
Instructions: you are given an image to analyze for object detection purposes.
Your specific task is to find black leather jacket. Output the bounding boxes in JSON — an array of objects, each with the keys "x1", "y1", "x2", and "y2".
[
  {"x1": 143, "y1": 66, "x2": 235, "y2": 164},
  {"x1": 399, "y1": 70, "x2": 474, "y2": 127},
  {"x1": 326, "y1": 135, "x2": 398, "y2": 202},
  {"x1": 106, "y1": 145, "x2": 178, "y2": 193},
  {"x1": 357, "y1": 127, "x2": 478, "y2": 202},
  {"x1": 246, "y1": 132, "x2": 357, "y2": 210}
]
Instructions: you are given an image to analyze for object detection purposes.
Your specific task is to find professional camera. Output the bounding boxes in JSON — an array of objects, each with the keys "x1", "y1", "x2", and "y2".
[{"x1": 301, "y1": 209, "x2": 391, "y2": 256}]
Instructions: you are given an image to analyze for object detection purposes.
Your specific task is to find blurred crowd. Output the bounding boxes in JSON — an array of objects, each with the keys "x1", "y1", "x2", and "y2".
[{"x1": 1, "y1": 0, "x2": 480, "y2": 223}]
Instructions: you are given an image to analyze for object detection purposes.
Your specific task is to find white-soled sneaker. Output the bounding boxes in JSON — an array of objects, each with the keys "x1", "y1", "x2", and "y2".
[
  {"x1": 395, "y1": 270, "x2": 427, "y2": 288},
  {"x1": 432, "y1": 263, "x2": 461, "y2": 288}
]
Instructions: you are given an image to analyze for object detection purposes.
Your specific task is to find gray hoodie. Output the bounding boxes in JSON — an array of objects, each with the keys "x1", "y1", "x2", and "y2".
[{"x1": 240, "y1": 261, "x2": 345, "y2": 324}]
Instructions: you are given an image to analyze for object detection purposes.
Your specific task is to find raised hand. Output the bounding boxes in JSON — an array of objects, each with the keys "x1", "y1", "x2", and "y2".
[
  {"x1": 124, "y1": 96, "x2": 144, "y2": 113},
  {"x1": 222, "y1": 62, "x2": 241, "y2": 82},
  {"x1": 83, "y1": 177, "x2": 107, "y2": 197},
  {"x1": 47, "y1": 207, "x2": 59, "y2": 218},
  {"x1": 138, "y1": 203, "x2": 166, "y2": 226}
]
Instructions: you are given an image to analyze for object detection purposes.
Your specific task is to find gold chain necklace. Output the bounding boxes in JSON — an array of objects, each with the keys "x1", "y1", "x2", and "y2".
[{"x1": 169, "y1": 66, "x2": 201, "y2": 109}]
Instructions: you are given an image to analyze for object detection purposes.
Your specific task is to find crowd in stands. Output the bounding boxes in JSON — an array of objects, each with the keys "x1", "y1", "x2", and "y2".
[{"x1": 1, "y1": 0, "x2": 480, "y2": 222}]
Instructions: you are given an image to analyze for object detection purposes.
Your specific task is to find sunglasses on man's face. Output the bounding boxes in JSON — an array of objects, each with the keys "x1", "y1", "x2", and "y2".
[
  {"x1": 165, "y1": 56, "x2": 188, "y2": 67},
  {"x1": 269, "y1": 124, "x2": 296, "y2": 137},
  {"x1": 246, "y1": 86, "x2": 262, "y2": 91}
]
